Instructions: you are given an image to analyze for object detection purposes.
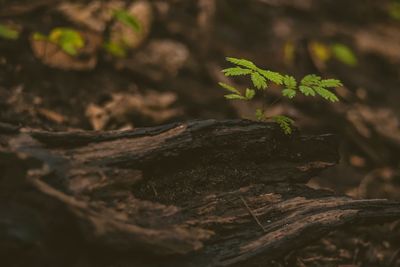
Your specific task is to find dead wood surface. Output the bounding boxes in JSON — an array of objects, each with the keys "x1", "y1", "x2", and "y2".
[{"x1": 1, "y1": 119, "x2": 400, "y2": 267}]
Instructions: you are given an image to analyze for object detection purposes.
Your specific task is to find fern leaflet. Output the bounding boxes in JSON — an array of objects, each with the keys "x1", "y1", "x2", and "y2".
[
  {"x1": 226, "y1": 57, "x2": 257, "y2": 70},
  {"x1": 299, "y1": 85, "x2": 316, "y2": 96},
  {"x1": 314, "y1": 87, "x2": 339, "y2": 102},
  {"x1": 273, "y1": 115, "x2": 294, "y2": 135},
  {"x1": 251, "y1": 72, "x2": 267, "y2": 89},
  {"x1": 320, "y1": 79, "x2": 343, "y2": 88},
  {"x1": 218, "y1": 82, "x2": 241, "y2": 95},
  {"x1": 245, "y1": 88, "x2": 256, "y2": 100},
  {"x1": 222, "y1": 67, "x2": 253, "y2": 76},
  {"x1": 257, "y1": 69, "x2": 284, "y2": 85}
]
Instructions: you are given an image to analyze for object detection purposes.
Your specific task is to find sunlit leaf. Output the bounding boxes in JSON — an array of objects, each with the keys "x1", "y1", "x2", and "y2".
[
  {"x1": 251, "y1": 71, "x2": 267, "y2": 89},
  {"x1": 314, "y1": 87, "x2": 339, "y2": 102},
  {"x1": 219, "y1": 82, "x2": 241, "y2": 95},
  {"x1": 320, "y1": 79, "x2": 343, "y2": 88},
  {"x1": 282, "y1": 88, "x2": 296, "y2": 99},
  {"x1": 283, "y1": 41, "x2": 295, "y2": 65},
  {"x1": 283, "y1": 75, "x2": 297, "y2": 89},
  {"x1": 226, "y1": 57, "x2": 257, "y2": 70},
  {"x1": 258, "y1": 69, "x2": 283, "y2": 85},
  {"x1": 309, "y1": 41, "x2": 331, "y2": 62},
  {"x1": 222, "y1": 67, "x2": 253, "y2": 76},
  {"x1": 301, "y1": 74, "x2": 321, "y2": 86},
  {"x1": 299, "y1": 85, "x2": 316, "y2": 96},
  {"x1": 331, "y1": 43, "x2": 358, "y2": 66}
]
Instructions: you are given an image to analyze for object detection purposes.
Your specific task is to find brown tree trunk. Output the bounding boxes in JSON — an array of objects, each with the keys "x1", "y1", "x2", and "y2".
[{"x1": 1, "y1": 119, "x2": 400, "y2": 266}]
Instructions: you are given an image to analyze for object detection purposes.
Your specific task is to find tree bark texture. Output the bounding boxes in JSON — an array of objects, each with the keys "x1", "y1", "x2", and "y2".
[{"x1": 1, "y1": 119, "x2": 400, "y2": 266}]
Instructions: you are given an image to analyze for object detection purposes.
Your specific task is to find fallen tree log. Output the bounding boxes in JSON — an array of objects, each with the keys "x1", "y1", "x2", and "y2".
[{"x1": 1, "y1": 119, "x2": 399, "y2": 267}]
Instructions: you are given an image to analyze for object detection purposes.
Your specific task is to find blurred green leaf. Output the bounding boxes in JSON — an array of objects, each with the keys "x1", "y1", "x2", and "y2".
[
  {"x1": 0, "y1": 23, "x2": 19, "y2": 40},
  {"x1": 32, "y1": 32, "x2": 47, "y2": 41},
  {"x1": 389, "y1": 2, "x2": 400, "y2": 20},
  {"x1": 331, "y1": 43, "x2": 358, "y2": 66},
  {"x1": 114, "y1": 9, "x2": 141, "y2": 32},
  {"x1": 309, "y1": 41, "x2": 331, "y2": 62},
  {"x1": 103, "y1": 41, "x2": 127, "y2": 57},
  {"x1": 48, "y1": 28, "x2": 84, "y2": 56}
]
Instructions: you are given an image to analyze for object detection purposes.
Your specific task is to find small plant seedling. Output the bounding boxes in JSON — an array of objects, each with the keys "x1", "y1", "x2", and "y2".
[
  {"x1": 219, "y1": 57, "x2": 343, "y2": 134},
  {"x1": 33, "y1": 28, "x2": 84, "y2": 56}
]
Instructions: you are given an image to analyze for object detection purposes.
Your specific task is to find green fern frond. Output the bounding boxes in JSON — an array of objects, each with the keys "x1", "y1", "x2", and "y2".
[
  {"x1": 301, "y1": 74, "x2": 321, "y2": 86},
  {"x1": 299, "y1": 75, "x2": 340, "y2": 101},
  {"x1": 218, "y1": 82, "x2": 241, "y2": 95},
  {"x1": 282, "y1": 75, "x2": 297, "y2": 98},
  {"x1": 255, "y1": 108, "x2": 265, "y2": 121},
  {"x1": 282, "y1": 88, "x2": 296, "y2": 99},
  {"x1": 283, "y1": 75, "x2": 297, "y2": 89},
  {"x1": 320, "y1": 79, "x2": 343, "y2": 88},
  {"x1": 257, "y1": 69, "x2": 284, "y2": 85},
  {"x1": 273, "y1": 115, "x2": 294, "y2": 135},
  {"x1": 224, "y1": 94, "x2": 246, "y2": 100},
  {"x1": 219, "y1": 56, "x2": 342, "y2": 134},
  {"x1": 222, "y1": 67, "x2": 253, "y2": 76},
  {"x1": 314, "y1": 87, "x2": 339, "y2": 102},
  {"x1": 299, "y1": 85, "x2": 316, "y2": 96},
  {"x1": 226, "y1": 57, "x2": 257, "y2": 70},
  {"x1": 245, "y1": 88, "x2": 256, "y2": 100},
  {"x1": 251, "y1": 72, "x2": 267, "y2": 89}
]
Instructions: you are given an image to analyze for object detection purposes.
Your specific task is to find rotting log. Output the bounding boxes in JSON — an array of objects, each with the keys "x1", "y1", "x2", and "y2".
[{"x1": 1, "y1": 119, "x2": 400, "y2": 267}]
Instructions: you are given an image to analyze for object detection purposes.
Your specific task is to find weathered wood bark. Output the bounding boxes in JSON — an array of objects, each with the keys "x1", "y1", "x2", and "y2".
[{"x1": 1, "y1": 119, "x2": 400, "y2": 267}]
